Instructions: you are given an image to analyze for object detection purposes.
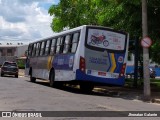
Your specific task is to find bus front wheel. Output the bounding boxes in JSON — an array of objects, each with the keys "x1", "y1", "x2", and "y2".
[
  {"x1": 30, "y1": 69, "x2": 36, "y2": 82},
  {"x1": 49, "y1": 71, "x2": 55, "y2": 87},
  {"x1": 29, "y1": 68, "x2": 36, "y2": 82},
  {"x1": 30, "y1": 75, "x2": 36, "y2": 82},
  {"x1": 80, "y1": 82, "x2": 94, "y2": 93}
]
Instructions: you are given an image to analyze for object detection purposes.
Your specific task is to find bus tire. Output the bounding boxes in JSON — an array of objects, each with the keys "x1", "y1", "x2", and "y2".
[
  {"x1": 49, "y1": 70, "x2": 55, "y2": 87},
  {"x1": 30, "y1": 69, "x2": 36, "y2": 82},
  {"x1": 30, "y1": 75, "x2": 36, "y2": 82},
  {"x1": 80, "y1": 82, "x2": 94, "y2": 93}
]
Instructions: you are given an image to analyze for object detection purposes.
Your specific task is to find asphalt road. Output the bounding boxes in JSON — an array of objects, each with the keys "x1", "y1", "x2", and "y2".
[{"x1": 0, "y1": 76, "x2": 160, "y2": 120}]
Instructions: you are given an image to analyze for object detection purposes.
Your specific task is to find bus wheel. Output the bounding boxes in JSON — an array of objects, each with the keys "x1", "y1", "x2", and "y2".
[
  {"x1": 30, "y1": 73, "x2": 36, "y2": 82},
  {"x1": 80, "y1": 82, "x2": 94, "y2": 93},
  {"x1": 50, "y1": 71, "x2": 55, "y2": 87}
]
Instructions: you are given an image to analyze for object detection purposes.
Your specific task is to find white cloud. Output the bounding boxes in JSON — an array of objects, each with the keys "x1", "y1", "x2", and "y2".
[{"x1": 0, "y1": 0, "x2": 58, "y2": 43}]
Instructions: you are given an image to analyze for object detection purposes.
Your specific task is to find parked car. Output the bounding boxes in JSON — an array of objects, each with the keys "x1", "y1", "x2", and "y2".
[{"x1": 1, "y1": 61, "x2": 19, "y2": 78}]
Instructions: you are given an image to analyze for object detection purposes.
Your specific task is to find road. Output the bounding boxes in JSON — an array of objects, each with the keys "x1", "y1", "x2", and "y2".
[{"x1": 0, "y1": 76, "x2": 160, "y2": 120}]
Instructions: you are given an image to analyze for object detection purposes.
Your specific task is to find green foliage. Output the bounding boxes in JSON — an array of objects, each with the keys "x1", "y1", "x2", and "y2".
[
  {"x1": 48, "y1": 0, "x2": 160, "y2": 63},
  {"x1": 17, "y1": 60, "x2": 25, "y2": 69}
]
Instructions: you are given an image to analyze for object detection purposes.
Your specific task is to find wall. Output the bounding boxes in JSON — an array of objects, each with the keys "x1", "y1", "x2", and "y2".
[
  {"x1": 0, "y1": 45, "x2": 28, "y2": 65},
  {"x1": 15, "y1": 45, "x2": 28, "y2": 57}
]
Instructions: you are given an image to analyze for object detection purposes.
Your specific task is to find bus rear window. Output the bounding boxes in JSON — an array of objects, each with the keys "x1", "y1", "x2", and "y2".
[{"x1": 87, "y1": 28, "x2": 126, "y2": 51}]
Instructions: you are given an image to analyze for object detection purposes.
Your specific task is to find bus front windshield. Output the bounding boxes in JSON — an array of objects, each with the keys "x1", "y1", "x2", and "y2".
[{"x1": 87, "y1": 28, "x2": 126, "y2": 51}]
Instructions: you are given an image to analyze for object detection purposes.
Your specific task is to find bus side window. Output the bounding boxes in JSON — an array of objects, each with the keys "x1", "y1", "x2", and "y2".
[
  {"x1": 56, "y1": 37, "x2": 64, "y2": 54},
  {"x1": 32, "y1": 43, "x2": 37, "y2": 56},
  {"x1": 50, "y1": 38, "x2": 57, "y2": 55},
  {"x1": 36, "y1": 42, "x2": 41, "y2": 56},
  {"x1": 30, "y1": 44, "x2": 33, "y2": 57},
  {"x1": 45, "y1": 40, "x2": 50, "y2": 55},
  {"x1": 28, "y1": 44, "x2": 32, "y2": 57},
  {"x1": 40, "y1": 41, "x2": 45, "y2": 56},
  {"x1": 71, "y1": 32, "x2": 80, "y2": 53},
  {"x1": 56, "y1": 37, "x2": 61, "y2": 54},
  {"x1": 60, "y1": 37, "x2": 64, "y2": 53},
  {"x1": 63, "y1": 35, "x2": 71, "y2": 54}
]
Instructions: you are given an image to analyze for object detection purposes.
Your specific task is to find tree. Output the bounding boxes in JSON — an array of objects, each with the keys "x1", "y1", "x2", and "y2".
[
  {"x1": 48, "y1": 0, "x2": 103, "y2": 32},
  {"x1": 48, "y1": 0, "x2": 160, "y2": 63}
]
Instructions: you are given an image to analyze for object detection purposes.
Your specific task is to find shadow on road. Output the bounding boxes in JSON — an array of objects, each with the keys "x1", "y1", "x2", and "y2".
[
  {"x1": 24, "y1": 79, "x2": 156, "y2": 102},
  {"x1": 1, "y1": 75, "x2": 17, "y2": 78}
]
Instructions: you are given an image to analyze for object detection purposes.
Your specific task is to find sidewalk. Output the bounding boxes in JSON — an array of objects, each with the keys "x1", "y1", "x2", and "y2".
[
  {"x1": 18, "y1": 69, "x2": 25, "y2": 76},
  {"x1": 94, "y1": 85, "x2": 160, "y2": 104}
]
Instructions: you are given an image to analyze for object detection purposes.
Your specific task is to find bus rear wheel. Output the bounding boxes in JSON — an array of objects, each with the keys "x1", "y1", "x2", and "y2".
[{"x1": 80, "y1": 82, "x2": 94, "y2": 93}]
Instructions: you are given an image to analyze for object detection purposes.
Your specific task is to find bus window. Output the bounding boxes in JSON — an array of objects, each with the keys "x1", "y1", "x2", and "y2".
[
  {"x1": 71, "y1": 33, "x2": 79, "y2": 53},
  {"x1": 63, "y1": 35, "x2": 71, "y2": 54},
  {"x1": 36, "y1": 42, "x2": 41, "y2": 56},
  {"x1": 40, "y1": 41, "x2": 45, "y2": 56},
  {"x1": 56, "y1": 38, "x2": 61, "y2": 54},
  {"x1": 32, "y1": 43, "x2": 37, "y2": 56},
  {"x1": 56, "y1": 37, "x2": 64, "y2": 54},
  {"x1": 60, "y1": 37, "x2": 64, "y2": 53},
  {"x1": 50, "y1": 38, "x2": 57, "y2": 55},
  {"x1": 45, "y1": 40, "x2": 50, "y2": 55},
  {"x1": 28, "y1": 44, "x2": 33, "y2": 56}
]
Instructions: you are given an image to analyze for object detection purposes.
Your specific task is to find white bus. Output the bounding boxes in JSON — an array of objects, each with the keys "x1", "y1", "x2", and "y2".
[{"x1": 25, "y1": 25, "x2": 129, "y2": 92}]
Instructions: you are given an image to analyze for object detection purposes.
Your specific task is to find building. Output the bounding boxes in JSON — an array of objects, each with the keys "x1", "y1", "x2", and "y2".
[{"x1": 0, "y1": 41, "x2": 28, "y2": 65}]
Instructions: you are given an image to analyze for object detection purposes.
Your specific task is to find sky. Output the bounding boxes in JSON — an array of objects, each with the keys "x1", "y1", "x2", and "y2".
[{"x1": 0, "y1": 0, "x2": 59, "y2": 43}]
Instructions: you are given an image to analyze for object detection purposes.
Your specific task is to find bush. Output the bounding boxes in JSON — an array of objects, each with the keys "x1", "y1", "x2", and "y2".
[{"x1": 17, "y1": 59, "x2": 25, "y2": 69}]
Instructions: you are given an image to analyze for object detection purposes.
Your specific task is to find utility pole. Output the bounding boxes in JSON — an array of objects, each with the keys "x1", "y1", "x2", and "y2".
[{"x1": 142, "y1": 0, "x2": 151, "y2": 101}]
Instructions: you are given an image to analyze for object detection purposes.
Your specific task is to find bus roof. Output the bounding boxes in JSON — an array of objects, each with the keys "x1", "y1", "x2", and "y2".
[{"x1": 28, "y1": 25, "x2": 122, "y2": 44}]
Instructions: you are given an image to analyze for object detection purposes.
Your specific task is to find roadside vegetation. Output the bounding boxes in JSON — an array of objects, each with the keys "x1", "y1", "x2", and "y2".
[
  {"x1": 17, "y1": 59, "x2": 25, "y2": 69},
  {"x1": 125, "y1": 78, "x2": 160, "y2": 90},
  {"x1": 49, "y1": 0, "x2": 160, "y2": 64}
]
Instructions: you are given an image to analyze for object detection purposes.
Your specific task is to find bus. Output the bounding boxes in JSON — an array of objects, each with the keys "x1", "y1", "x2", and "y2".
[{"x1": 25, "y1": 25, "x2": 129, "y2": 92}]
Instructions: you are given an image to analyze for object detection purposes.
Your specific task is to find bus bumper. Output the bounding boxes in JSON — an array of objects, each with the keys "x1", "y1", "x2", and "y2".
[{"x1": 76, "y1": 69, "x2": 125, "y2": 86}]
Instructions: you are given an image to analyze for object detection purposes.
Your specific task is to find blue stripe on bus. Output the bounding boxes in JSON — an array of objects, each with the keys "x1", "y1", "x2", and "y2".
[
  {"x1": 114, "y1": 54, "x2": 125, "y2": 73},
  {"x1": 76, "y1": 69, "x2": 125, "y2": 86},
  {"x1": 53, "y1": 54, "x2": 75, "y2": 70}
]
